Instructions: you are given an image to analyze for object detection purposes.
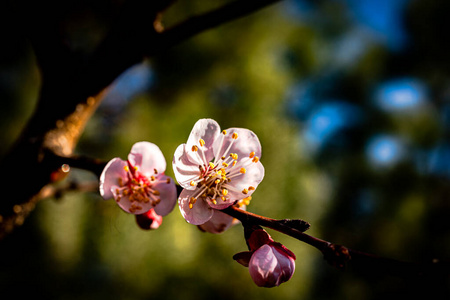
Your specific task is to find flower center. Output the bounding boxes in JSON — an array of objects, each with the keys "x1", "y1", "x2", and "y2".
[
  {"x1": 114, "y1": 161, "x2": 161, "y2": 213},
  {"x1": 187, "y1": 131, "x2": 259, "y2": 209}
]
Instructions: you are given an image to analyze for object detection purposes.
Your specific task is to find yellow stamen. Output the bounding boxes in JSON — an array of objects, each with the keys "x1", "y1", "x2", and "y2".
[
  {"x1": 249, "y1": 151, "x2": 255, "y2": 158},
  {"x1": 222, "y1": 130, "x2": 227, "y2": 135},
  {"x1": 252, "y1": 156, "x2": 260, "y2": 163},
  {"x1": 134, "y1": 166, "x2": 138, "y2": 171},
  {"x1": 240, "y1": 168, "x2": 246, "y2": 174},
  {"x1": 242, "y1": 196, "x2": 252, "y2": 206},
  {"x1": 222, "y1": 162, "x2": 229, "y2": 167},
  {"x1": 242, "y1": 188, "x2": 248, "y2": 195},
  {"x1": 222, "y1": 189, "x2": 228, "y2": 196},
  {"x1": 124, "y1": 166, "x2": 129, "y2": 172},
  {"x1": 151, "y1": 176, "x2": 156, "y2": 181},
  {"x1": 153, "y1": 190, "x2": 160, "y2": 195},
  {"x1": 232, "y1": 132, "x2": 238, "y2": 139},
  {"x1": 192, "y1": 145, "x2": 199, "y2": 152},
  {"x1": 199, "y1": 139, "x2": 205, "y2": 147},
  {"x1": 215, "y1": 179, "x2": 220, "y2": 184},
  {"x1": 189, "y1": 197, "x2": 196, "y2": 209},
  {"x1": 248, "y1": 186, "x2": 255, "y2": 191},
  {"x1": 211, "y1": 199, "x2": 217, "y2": 205},
  {"x1": 190, "y1": 181, "x2": 196, "y2": 186},
  {"x1": 230, "y1": 153, "x2": 238, "y2": 160},
  {"x1": 209, "y1": 162, "x2": 215, "y2": 169}
]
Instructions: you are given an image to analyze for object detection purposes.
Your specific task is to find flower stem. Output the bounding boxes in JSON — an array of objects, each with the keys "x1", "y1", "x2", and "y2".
[{"x1": 221, "y1": 205, "x2": 329, "y2": 250}]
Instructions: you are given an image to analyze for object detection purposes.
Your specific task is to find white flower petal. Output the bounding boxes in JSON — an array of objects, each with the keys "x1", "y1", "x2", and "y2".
[
  {"x1": 99, "y1": 158, "x2": 127, "y2": 200},
  {"x1": 153, "y1": 175, "x2": 177, "y2": 216},
  {"x1": 128, "y1": 141, "x2": 166, "y2": 177},
  {"x1": 207, "y1": 199, "x2": 234, "y2": 210},
  {"x1": 226, "y1": 161, "x2": 265, "y2": 201},
  {"x1": 178, "y1": 189, "x2": 214, "y2": 225},
  {"x1": 186, "y1": 119, "x2": 220, "y2": 164},
  {"x1": 198, "y1": 210, "x2": 235, "y2": 234},
  {"x1": 214, "y1": 127, "x2": 262, "y2": 162},
  {"x1": 172, "y1": 143, "x2": 202, "y2": 188}
]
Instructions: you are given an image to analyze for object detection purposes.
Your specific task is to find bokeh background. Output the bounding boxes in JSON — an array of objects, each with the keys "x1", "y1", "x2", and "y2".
[{"x1": 1, "y1": 0, "x2": 450, "y2": 299}]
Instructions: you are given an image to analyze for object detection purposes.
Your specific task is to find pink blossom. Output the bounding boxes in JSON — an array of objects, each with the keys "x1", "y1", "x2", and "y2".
[
  {"x1": 100, "y1": 142, "x2": 177, "y2": 216},
  {"x1": 172, "y1": 118, "x2": 264, "y2": 225},
  {"x1": 233, "y1": 229, "x2": 296, "y2": 288}
]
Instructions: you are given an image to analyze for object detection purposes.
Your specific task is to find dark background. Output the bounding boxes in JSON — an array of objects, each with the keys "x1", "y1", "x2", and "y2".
[{"x1": 1, "y1": 0, "x2": 449, "y2": 299}]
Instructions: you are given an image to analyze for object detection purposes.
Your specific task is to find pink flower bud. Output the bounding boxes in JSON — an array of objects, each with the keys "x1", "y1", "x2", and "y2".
[
  {"x1": 233, "y1": 229, "x2": 296, "y2": 287},
  {"x1": 248, "y1": 242, "x2": 296, "y2": 287},
  {"x1": 135, "y1": 208, "x2": 163, "y2": 230}
]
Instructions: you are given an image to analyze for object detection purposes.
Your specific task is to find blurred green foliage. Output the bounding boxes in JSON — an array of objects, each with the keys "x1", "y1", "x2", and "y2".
[{"x1": 1, "y1": 0, "x2": 450, "y2": 299}]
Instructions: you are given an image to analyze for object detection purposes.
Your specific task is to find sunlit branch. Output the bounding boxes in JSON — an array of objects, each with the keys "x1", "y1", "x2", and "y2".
[
  {"x1": 0, "y1": 178, "x2": 99, "y2": 240},
  {"x1": 221, "y1": 205, "x2": 332, "y2": 251},
  {"x1": 154, "y1": 0, "x2": 282, "y2": 54},
  {"x1": 220, "y1": 205, "x2": 450, "y2": 279}
]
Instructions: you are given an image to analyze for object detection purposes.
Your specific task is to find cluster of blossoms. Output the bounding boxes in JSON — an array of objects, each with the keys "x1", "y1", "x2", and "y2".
[{"x1": 99, "y1": 119, "x2": 296, "y2": 287}]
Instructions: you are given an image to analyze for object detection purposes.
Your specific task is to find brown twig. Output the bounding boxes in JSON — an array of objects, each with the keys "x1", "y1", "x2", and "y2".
[
  {"x1": 0, "y1": 178, "x2": 99, "y2": 240},
  {"x1": 221, "y1": 205, "x2": 450, "y2": 279}
]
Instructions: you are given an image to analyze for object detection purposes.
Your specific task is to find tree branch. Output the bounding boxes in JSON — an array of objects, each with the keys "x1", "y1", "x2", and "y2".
[
  {"x1": 153, "y1": 0, "x2": 282, "y2": 54},
  {"x1": 221, "y1": 205, "x2": 450, "y2": 279}
]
